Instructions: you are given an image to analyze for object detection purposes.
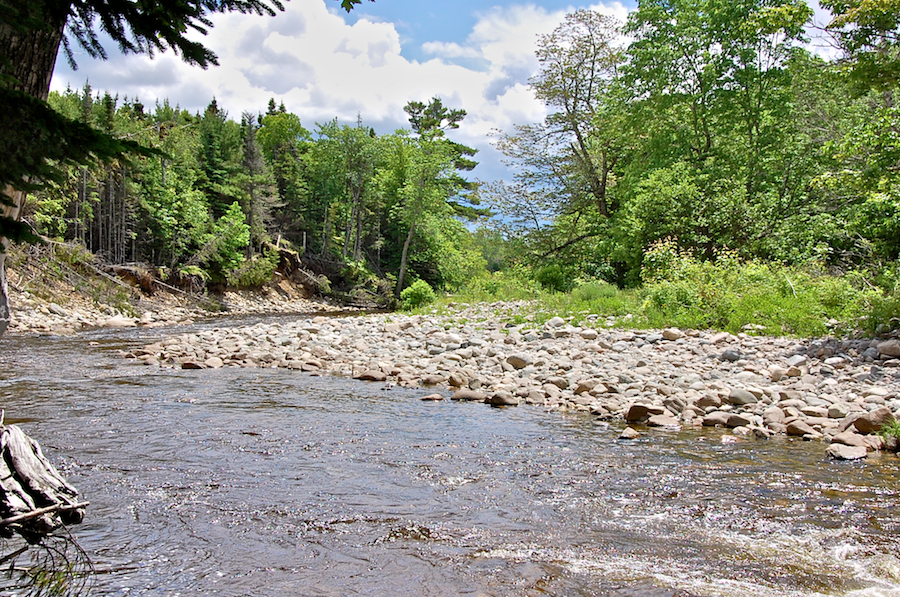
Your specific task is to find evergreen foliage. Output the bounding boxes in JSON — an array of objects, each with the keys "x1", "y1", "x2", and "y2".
[{"x1": 23, "y1": 89, "x2": 485, "y2": 295}]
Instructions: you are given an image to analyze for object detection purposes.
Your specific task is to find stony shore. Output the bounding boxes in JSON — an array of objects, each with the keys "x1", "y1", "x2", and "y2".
[
  {"x1": 123, "y1": 301, "x2": 900, "y2": 460},
  {"x1": 6, "y1": 282, "x2": 345, "y2": 335}
]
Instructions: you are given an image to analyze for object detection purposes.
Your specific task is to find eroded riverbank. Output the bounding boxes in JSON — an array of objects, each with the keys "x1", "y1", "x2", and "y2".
[{"x1": 124, "y1": 302, "x2": 900, "y2": 459}]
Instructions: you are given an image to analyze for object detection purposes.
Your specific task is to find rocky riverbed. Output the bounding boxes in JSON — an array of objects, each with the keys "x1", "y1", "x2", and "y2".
[{"x1": 125, "y1": 302, "x2": 900, "y2": 460}]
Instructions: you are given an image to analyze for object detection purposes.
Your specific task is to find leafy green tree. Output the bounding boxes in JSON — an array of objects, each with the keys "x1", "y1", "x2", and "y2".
[
  {"x1": 205, "y1": 201, "x2": 252, "y2": 279},
  {"x1": 822, "y1": 0, "x2": 900, "y2": 92},
  {"x1": 530, "y1": 10, "x2": 624, "y2": 219},
  {"x1": 198, "y1": 99, "x2": 242, "y2": 217},
  {"x1": 614, "y1": 0, "x2": 814, "y2": 274},
  {"x1": 404, "y1": 97, "x2": 484, "y2": 220},
  {"x1": 376, "y1": 132, "x2": 460, "y2": 296},
  {"x1": 319, "y1": 118, "x2": 381, "y2": 261},
  {"x1": 487, "y1": 11, "x2": 625, "y2": 273}
]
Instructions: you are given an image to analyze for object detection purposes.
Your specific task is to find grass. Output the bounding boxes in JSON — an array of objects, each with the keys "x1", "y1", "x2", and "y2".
[
  {"x1": 879, "y1": 420, "x2": 900, "y2": 440},
  {"x1": 422, "y1": 258, "x2": 900, "y2": 338}
]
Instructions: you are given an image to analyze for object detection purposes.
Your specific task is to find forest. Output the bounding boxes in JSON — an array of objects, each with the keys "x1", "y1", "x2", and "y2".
[{"x1": 17, "y1": 0, "x2": 900, "y2": 331}]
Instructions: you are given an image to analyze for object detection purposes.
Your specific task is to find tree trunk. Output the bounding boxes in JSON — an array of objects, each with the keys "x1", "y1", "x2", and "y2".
[
  {"x1": 0, "y1": 3, "x2": 68, "y2": 335},
  {"x1": 395, "y1": 220, "x2": 416, "y2": 299}
]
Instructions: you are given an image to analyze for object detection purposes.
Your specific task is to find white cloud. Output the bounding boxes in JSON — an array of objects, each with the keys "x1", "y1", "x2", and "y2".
[{"x1": 49, "y1": 0, "x2": 631, "y2": 182}]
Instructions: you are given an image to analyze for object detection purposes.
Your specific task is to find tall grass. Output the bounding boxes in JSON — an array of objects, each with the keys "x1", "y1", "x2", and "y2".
[{"x1": 436, "y1": 241, "x2": 899, "y2": 337}]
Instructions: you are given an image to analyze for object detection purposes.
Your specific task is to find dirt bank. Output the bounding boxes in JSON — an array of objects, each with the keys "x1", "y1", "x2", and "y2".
[{"x1": 4, "y1": 247, "x2": 343, "y2": 335}]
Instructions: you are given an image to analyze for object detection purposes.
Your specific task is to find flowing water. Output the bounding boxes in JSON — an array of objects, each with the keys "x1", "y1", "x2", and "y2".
[{"x1": 1, "y1": 318, "x2": 900, "y2": 596}]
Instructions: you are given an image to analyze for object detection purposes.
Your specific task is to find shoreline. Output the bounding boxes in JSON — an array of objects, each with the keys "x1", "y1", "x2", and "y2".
[
  {"x1": 5, "y1": 267, "x2": 348, "y2": 335},
  {"x1": 120, "y1": 302, "x2": 900, "y2": 459},
  {"x1": 5, "y1": 256, "x2": 898, "y2": 460}
]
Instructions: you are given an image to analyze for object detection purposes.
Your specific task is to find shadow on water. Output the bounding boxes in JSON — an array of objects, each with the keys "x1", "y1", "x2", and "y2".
[{"x1": 1, "y1": 321, "x2": 899, "y2": 596}]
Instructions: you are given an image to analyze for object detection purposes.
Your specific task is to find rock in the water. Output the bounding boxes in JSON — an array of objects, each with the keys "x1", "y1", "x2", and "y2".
[
  {"x1": 826, "y1": 444, "x2": 868, "y2": 460},
  {"x1": 625, "y1": 403, "x2": 666, "y2": 422},
  {"x1": 831, "y1": 430, "x2": 869, "y2": 448},
  {"x1": 420, "y1": 393, "x2": 444, "y2": 401},
  {"x1": 726, "y1": 413, "x2": 754, "y2": 428},
  {"x1": 703, "y1": 411, "x2": 731, "y2": 427},
  {"x1": 618, "y1": 427, "x2": 640, "y2": 440},
  {"x1": 648, "y1": 414, "x2": 681, "y2": 428},
  {"x1": 355, "y1": 370, "x2": 387, "y2": 382},
  {"x1": 447, "y1": 372, "x2": 468, "y2": 387},
  {"x1": 452, "y1": 389, "x2": 487, "y2": 402},
  {"x1": 786, "y1": 420, "x2": 819, "y2": 437},
  {"x1": 488, "y1": 391, "x2": 520, "y2": 407},
  {"x1": 103, "y1": 314, "x2": 137, "y2": 328}
]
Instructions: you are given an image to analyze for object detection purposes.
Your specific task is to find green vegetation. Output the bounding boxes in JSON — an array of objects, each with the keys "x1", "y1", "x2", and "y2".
[
  {"x1": 400, "y1": 279, "x2": 436, "y2": 310},
  {"x1": 21, "y1": 91, "x2": 484, "y2": 301},
  {"x1": 879, "y1": 420, "x2": 900, "y2": 441},
  {"x1": 8, "y1": 0, "x2": 900, "y2": 338},
  {"x1": 472, "y1": 0, "x2": 900, "y2": 337},
  {"x1": 427, "y1": 251, "x2": 892, "y2": 337}
]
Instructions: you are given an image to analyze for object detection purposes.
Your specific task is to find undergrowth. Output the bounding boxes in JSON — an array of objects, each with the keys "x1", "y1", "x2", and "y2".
[{"x1": 429, "y1": 241, "x2": 900, "y2": 337}]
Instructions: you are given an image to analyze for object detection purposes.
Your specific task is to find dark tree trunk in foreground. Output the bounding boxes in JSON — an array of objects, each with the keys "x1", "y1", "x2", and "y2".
[{"x1": 0, "y1": 4, "x2": 68, "y2": 335}]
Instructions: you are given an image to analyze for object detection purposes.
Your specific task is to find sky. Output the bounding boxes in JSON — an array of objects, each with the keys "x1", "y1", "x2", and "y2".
[{"x1": 48, "y1": 0, "x2": 836, "y2": 184}]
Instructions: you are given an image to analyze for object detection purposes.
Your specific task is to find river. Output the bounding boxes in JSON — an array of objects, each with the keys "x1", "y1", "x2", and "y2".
[{"x1": 1, "y1": 317, "x2": 899, "y2": 596}]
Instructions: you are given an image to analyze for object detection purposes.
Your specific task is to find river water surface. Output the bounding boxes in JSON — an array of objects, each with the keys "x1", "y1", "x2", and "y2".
[{"x1": 2, "y1": 317, "x2": 900, "y2": 596}]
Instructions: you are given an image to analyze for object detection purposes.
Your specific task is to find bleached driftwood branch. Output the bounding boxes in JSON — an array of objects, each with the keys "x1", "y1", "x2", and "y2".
[{"x1": 0, "y1": 424, "x2": 86, "y2": 542}]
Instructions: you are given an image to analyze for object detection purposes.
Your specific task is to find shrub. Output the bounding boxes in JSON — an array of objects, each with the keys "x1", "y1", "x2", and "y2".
[
  {"x1": 570, "y1": 280, "x2": 617, "y2": 303},
  {"x1": 879, "y1": 420, "x2": 900, "y2": 440},
  {"x1": 400, "y1": 279, "x2": 436, "y2": 310},
  {"x1": 635, "y1": 240, "x2": 884, "y2": 335},
  {"x1": 534, "y1": 263, "x2": 576, "y2": 292},
  {"x1": 226, "y1": 248, "x2": 279, "y2": 288}
]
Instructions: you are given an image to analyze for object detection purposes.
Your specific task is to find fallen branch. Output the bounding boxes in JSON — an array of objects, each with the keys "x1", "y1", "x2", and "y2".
[{"x1": 0, "y1": 501, "x2": 90, "y2": 529}]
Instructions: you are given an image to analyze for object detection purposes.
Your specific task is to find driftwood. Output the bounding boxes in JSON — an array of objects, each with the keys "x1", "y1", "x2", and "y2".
[{"x1": 0, "y1": 423, "x2": 87, "y2": 543}]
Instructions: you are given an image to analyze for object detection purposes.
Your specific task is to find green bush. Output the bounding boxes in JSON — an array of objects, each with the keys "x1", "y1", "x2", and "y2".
[
  {"x1": 226, "y1": 248, "x2": 279, "y2": 288},
  {"x1": 879, "y1": 420, "x2": 900, "y2": 440},
  {"x1": 570, "y1": 280, "x2": 618, "y2": 302},
  {"x1": 632, "y1": 239, "x2": 885, "y2": 335},
  {"x1": 400, "y1": 279, "x2": 436, "y2": 310},
  {"x1": 862, "y1": 289, "x2": 900, "y2": 334},
  {"x1": 534, "y1": 263, "x2": 576, "y2": 292}
]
